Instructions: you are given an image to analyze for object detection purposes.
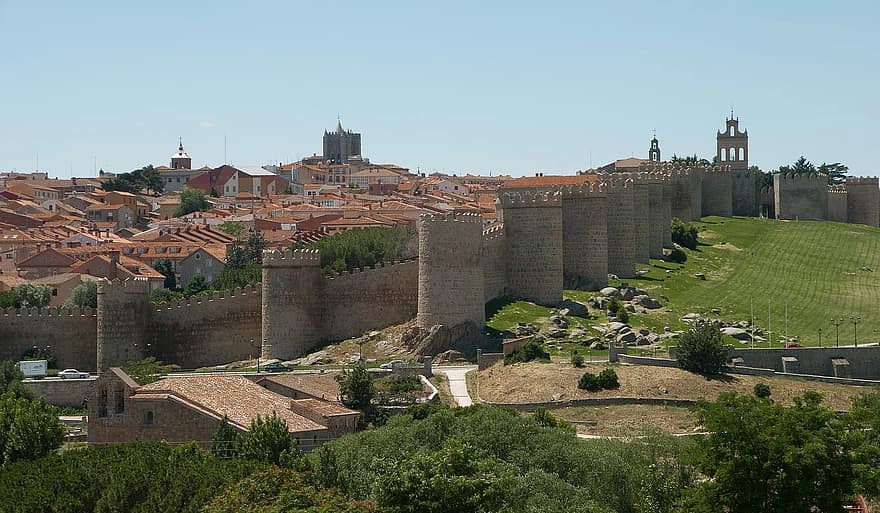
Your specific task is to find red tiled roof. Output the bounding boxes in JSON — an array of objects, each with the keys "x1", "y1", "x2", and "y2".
[{"x1": 500, "y1": 175, "x2": 597, "y2": 189}]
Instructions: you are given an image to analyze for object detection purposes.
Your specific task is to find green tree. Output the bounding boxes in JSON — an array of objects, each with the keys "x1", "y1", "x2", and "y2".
[
  {"x1": 676, "y1": 323, "x2": 727, "y2": 376},
  {"x1": 150, "y1": 288, "x2": 184, "y2": 304},
  {"x1": 235, "y1": 413, "x2": 297, "y2": 466},
  {"x1": 211, "y1": 416, "x2": 241, "y2": 459},
  {"x1": 184, "y1": 274, "x2": 210, "y2": 297},
  {"x1": 689, "y1": 391, "x2": 862, "y2": 513},
  {"x1": 0, "y1": 290, "x2": 16, "y2": 308},
  {"x1": 302, "y1": 226, "x2": 416, "y2": 275},
  {"x1": 0, "y1": 360, "x2": 31, "y2": 398},
  {"x1": 124, "y1": 357, "x2": 168, "y2": 385},
  {"x1": 818, "y1": 162, "x2": 849, "y2": 185},
  {"x1": 778, "y1": 156, "x2": 816, "y2": 176},
  {"x1": 67, "y1": 280, "x2": 98, "y2": 308},
  {"x1": 226, "y1": 231, "x2": 266, "y2": 269},
  {"x1": 154, "y1": 258, "x2": 176, "y2": 289},
  {"x1": 102, "y1": 165, "x2": 164, "y2": 194},
  {"x1": 13, "y1": 283, "x2": 50, "y2": 308},
  {"x1": 0, "y1": 393, "x2": 64, "y2": 467},
  {"x1": 217, "y1": 221, "x2": 245, "y2": 238},
  {"x1": 335, "y1": 366, "x2": 374, "y2": 411},
  {"x1": 753, "y1": 382, "x2": 771, "y2": 399},
  {"x1": 174, "y1": 188, "x2": 210, "y2": 217},
  {"x1": 671, "y1": 218, "x2": 698, "y2": 250}
]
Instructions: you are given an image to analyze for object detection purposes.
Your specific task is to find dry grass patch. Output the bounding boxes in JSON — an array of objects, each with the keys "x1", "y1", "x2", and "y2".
[
  {"x1": 477, "y1": 361, "x2": 869, "y2": 410},
  {"x1": 553, "y1": 405, "x2": 699, "y2": 437}
]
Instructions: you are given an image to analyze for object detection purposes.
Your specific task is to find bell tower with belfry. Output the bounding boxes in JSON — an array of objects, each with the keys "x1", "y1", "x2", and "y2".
[
  {"x1": 717, "y1": 111, "x2": 756, "y2": 216},
  {"x1": 648, "y1": 130, "x2": 661, "y2": 162}
]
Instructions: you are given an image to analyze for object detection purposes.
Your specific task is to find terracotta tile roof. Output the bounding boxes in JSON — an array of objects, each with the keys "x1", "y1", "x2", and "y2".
[
  {"x1": 139, "y1": 375, "x2": 326, "y2": 433},
  {"x1": 500, "y1": 175, "x2": 597, "y2": 189},
  {"x1": 292, "y1": 398, "x2": 356, "y2": 417},
  {"x1": 259, "y1": 373, "x2": 342, "y2": 402}
]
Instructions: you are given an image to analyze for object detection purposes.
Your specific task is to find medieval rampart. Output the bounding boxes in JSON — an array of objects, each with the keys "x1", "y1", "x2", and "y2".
[
  {"x1": 732, "y1": 168, "x2": 757, "y2": 216},
  {"x1": 0, "y1": 307, "x2": 97, "y2": 371},
  {"x1": 97, "y1": 279, "x2": 152, "y2": 372},
  {"x1": 150, "y1": 287, "x2": 262, "y2": 368},
  {"x1": 844, "y1": 177, "x2": 880, "y2": 227},
  {"x1": 631, "y1": 181, "x2": 651, "y2": 264},
  {"x1": 323, "y1": 260, "x2": 418, "y2": 341},
  {"x1": 827, "y1": 186, "x2": 848, "y2": 223},
  {"x1": 605, "y1": 178, "x2": 636, "y2": 278},
  {"x1": 417, "y1": 213, "x2": 484, "y2": 329},
  {"x1": 482, "y1": 224, "x2": 508, "y2": 301},
  {"x1": 560, "y1": 183, "x2": 608, "y2": 289},
  {"x1": 261, "y1": 249, "x2": 325, "y2": 360},
  {"x1": 498, "y1": 190, "x2": 563, "y2": 305},
  {"x1": 774, "y1": 173, "x2": 828, "y2": 221},
  {"x1": 700, "y1": 166, "x2": 733, "y2": 217}
]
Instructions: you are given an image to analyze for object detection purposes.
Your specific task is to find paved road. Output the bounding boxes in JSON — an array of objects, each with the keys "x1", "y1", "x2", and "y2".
[{"x1": 433, "y1": 365, "x2": 477, "y2": 407}]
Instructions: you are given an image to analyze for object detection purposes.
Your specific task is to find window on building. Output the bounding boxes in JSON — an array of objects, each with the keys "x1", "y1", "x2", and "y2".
[
  {"x1": 720, "y1": 148, "x2": 727, "y2": 161},
  {"x1": 739, "y1": 147, "x2": 745, "y2": 161},
  {"x1": 143, "y1": 410, "x2": 154, "y2": 426},
  {"x1": 98, "y1": 387, "x2": 108, "y2": 418},
  {"x1": 729, "y1": 126, "x2": 735, "y2": 136},
  {"x1": 115, "y1": 386, "x2": 125, "y2": 414},
  {"x1": 52, "y1": 289, "x2": 57, "y2": 296}
]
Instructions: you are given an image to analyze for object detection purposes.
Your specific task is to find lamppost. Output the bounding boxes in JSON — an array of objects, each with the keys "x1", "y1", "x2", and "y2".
[
  {"x1": 850, "y1": 316, "x2": 862, "y2": 347},
  {"x1": 831, "y1": 318, "x2": 844, "y2": 347},
  {"x1": 818, "y1": 328, "x2": 822, "y2": 348}
]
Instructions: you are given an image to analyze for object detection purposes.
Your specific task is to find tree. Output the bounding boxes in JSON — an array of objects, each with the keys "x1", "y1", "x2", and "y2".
[
  {"x1": 124, "y1": 357, "x2": 168, "y2": 385},
  {"x1": 13, "y1": 283, "x2": 50, "y2": 308},
  {"x1": 234, "y1": 413, "x2": 296, "y2": 465},
  {"x1": 676, "y1": 323, "x2": 727, "y2": 376},
  {"x1": 753, "y1": 383, "x2": 771, "y2": 399},
  {"x1": 335, "y1": 366, "x2": 374, "y2": 411},
  {"x1": 150, "y1": 288, "x2": 184, "y2": 304},
  {"x1": 818, "y1": 162, "x2": 849, "y2": 185},
  {"x1": 102, "y1": 165, "x2": 164, "y2": 195},
  {"x1": 217, "y1": 221, "x2": 245, "y2": 238},
  {"x1": 778, "y1": 156, "x2": 816, "y2": 176},
  {"x1": 671, "y1": 218, "x2": 698, "y2": 250},
  {"x1": 174, "y1": 188, "x2": 210, "y2": 217},
  {"x1": 0, "y1": 360, "x2": 31, "y2": 398},
  {"x1": 303, "y1": 226, "x2": 417, "y2": 275},
  {"x1": 211, "y1": 416, "x2": 241, "y2": 459},
  {"x1": 68, "y1": 280, "x2": 97, "y2": 308},
  {"x1": 0, "y1": 393, "x2": 64, "y2": 467},
  {"x1": 184, "y1": 274, "x2": 210, "y2": 297},
  {"x1": 689, "y1": 391, "x2": 862, "y2": 513},
  {"x1": 226, "y1": 231, "x2": 266, "y2": 269},
  {"x1": 153, "y1": 258, "x2": 176, "y2": 290}
]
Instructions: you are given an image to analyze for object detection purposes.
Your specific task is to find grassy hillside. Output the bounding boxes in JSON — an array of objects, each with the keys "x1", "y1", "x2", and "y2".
[{"x1": 490, "y1": 217, "x2": 880, "y2": 348}]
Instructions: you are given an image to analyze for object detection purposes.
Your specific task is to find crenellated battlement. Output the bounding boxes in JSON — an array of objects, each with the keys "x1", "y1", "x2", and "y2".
[
  {"x1": 1, "y1": 306, "x2": 96, "y2": 318},
  {"x1": 828, "y1": 185, "x2": 848, "y2": 195},
  {"x1": 97, "y1": 277, "x2": 151, "y2": 296},
  {"x1": 497, "y1": 190, "x2": 562, "y2": 208},
  {"x1": 845, "y1": 176, "x2": 879, "y2": 185},
  {"x1": 558, "y1": 182, "x2": 606, "y2": 198},
  {"x1": 262, "y1": 248, "x2": 321, "y2": 267},
  {"x1": 324, "y1": 258, "x2": 418, "y2": 280},
  {"x1": 153, "y1": 284, "x2": 262, "y2": 312},
  {"x1": 418, "y1": 211, "x2": 482, "y2": 226},
  {"x1": 482, "y1": 222, "x2": 505, "y2": 239},
  {"x1": 776, "y1": 172, "x2": 827, "y2": 182}
]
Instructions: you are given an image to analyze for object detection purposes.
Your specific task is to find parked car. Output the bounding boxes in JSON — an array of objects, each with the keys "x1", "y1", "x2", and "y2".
[
  {"x1": 380, "y1": 360, "x2": 407, "y2": 370},
  {"x1": 785, "y1": 342, "x2": 802, "y2": 348},
  {"x1": 58, "y1": 369, "x2": 89, "y2": 379},
  {"x1": 262, "y1": 362, "x2": 291, "y2": 373}
]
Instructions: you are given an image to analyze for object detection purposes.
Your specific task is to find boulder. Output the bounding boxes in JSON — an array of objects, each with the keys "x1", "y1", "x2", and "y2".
[
  {"x1": 617, "y1": 331, "x2": 637, "y2": 344},
  {"x1": 547, "y1": 327, "x2": 568, "y2": 338},
  {"x1": 681, "y1": 313, "x2": 702, "y2": 322},
  {"x1": 695, "y1": 272, "x2": 706, "y2": 280},
  {"x1": 634, "y1": 295, "x2": 661, "y2": 309},
  {"x1": 620, "y1": 288, "x2": 635, "y2": 301},
  {"x1": 635, "y1": 336, "x2": 651, "y2": 346},
  {"x1": 600, "y1": 287, "x2": 620, "y2": 298},
  {"x1": 570, "y1": 329, "x2": 587, "y2": 338},
  {"x1": 590, "y1": 341, "x2": 606, "y2": 350},
  {"x1": 550, "y1": 315, "x2": 570, "y2": 328},
  {"x1": 581, "y1": 336, "x2": 600, "y2": 346},
  {"x1": 608, "y1": 321, "x2": 628, "y2": 333},
  {"x1": 624, "y1": 303, "x2": 636, "y2": 313},
  {"x1": 558, "y1": 299, "x2": 589, "y2": 318},
  {"x1": 638, "y1": 328, "x2": 650, "y2": 336}
]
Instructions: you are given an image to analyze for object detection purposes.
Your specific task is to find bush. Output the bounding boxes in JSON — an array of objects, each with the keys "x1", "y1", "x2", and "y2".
[
  {"x1": 504, "y1": 339, "x2": 550, "y2": 365},
  {"x1": 301, "y1": 226, "x2": 416, "y2": 275},
  {"x1": 616, "y1": 308, "x2": 629, "y2": 323},
  {"x1": 671, "y1": 218, "x2": 699, "y2": 250},
  {"x1": 753, "y1": 383, "x2": 771, "y2": 399},
  {"x1": 596, "y1": 368, "x2": 619, "y2": 389},
  {"x1": 606, "y1": 297, "x2": 622, "y2": 315},
  {"x1": 571, "y1": 352, "x2": 585, "y2": 368},
  {"x1": 578, "y1": 372, "x2": 601, "y2": 391},
  {"x1": 668, "y1": 247, "x2": 687, "y2": 263},
  {"x1": 676, "y1": 323, "x2": 728, "y2": 376}
]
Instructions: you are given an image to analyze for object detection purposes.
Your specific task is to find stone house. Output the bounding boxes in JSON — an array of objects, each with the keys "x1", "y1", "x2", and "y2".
[
  {"x1": 86, "y1": 204, "x2": 134, "y2": 232},
  {"x1": 178, "y1": 247, "x2": 226, "y2": 289},
  {"x1": 88, "y1": 369, "x2": 359, "y2": 452}
]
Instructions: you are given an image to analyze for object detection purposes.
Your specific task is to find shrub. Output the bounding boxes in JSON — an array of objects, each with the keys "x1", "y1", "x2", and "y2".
[
  {"x1": 571, "y1": 352, "x2": 585, "y2": 368},
  {"x1": 671, "y1": 218, "x2": 699, "y2": 250},
  {"x1": 606, "y1": 297, "x2": 622, "y2": 315},
  {"x1": 668, "y1": 247, "x2": 687, "y2": 263},
  {"x1": 596, "y1": 368, "x2": 620, "y2": 389},
  {"x1": 753, "y1": 383, "x2": 771, "y2": 399},
  {"x1": 504, "y1": 339, "x2": 550, "y2": 365},
  {"x1": 578, "y1": 372, "x2": 601, "y2": 391},
  {"x1": 676, "y1": 323, "x2": 728, "y2": 376},
  {"x1": 616, "y1": 308, "x2": 630, "y2": 323}
]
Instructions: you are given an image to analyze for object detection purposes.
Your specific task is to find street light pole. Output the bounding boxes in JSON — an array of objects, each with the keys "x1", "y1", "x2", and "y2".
[
  {"x1": 851, "y1": 316, "x2": 862, "y2": 347},
  {"x1": 818, "y1": 328, "x2": 822, "y2": 348},
  {"x1": 831, "y1": 318, "x2": 843, "y2": 348}
]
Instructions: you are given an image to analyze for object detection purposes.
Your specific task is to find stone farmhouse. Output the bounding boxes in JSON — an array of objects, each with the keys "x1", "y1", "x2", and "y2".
[{"x1": 89, "y1": 368, "x2": 359, "y2": 451}]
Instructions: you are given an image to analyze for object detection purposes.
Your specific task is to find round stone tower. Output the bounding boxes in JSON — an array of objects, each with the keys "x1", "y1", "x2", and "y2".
[
  {"x1": 96, "y1": 278, "x2": 153, "y2": 372},
  {"x1": 261, "y1": 248, "x2": 324, "y2": 360},
  {"x1": 417, "y1": 212, "x2": 485, "y2": 329},
  {"x1": 498, "y1": 190, "x2": 563, "y2": 305},
  {"x1": 560, "y1": 182, "x2": 608, "y2": 290},
  {"x1": 605, "y1": 177, "x2": 636, "y2": 278}
]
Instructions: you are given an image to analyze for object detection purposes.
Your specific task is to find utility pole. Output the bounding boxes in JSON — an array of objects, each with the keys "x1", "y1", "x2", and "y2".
[
  {"x1": 851, "y1": 316, "x2": 862, "y2": 347},
  {"x1": 768, "y1": 301, "x2": 772, "y2": 347},
  {"x1": 750, "y1": 297, "x2": 755, "y2": 348},
  {"x1": 831, "y1": 318, "x2": 843, "y2": 348},
  {"x1": 818, "y1": 328, "x2": 822, "y2": 348},
  {"x1": 784, "y1": 302, "x2": 788, "y2": 344}
]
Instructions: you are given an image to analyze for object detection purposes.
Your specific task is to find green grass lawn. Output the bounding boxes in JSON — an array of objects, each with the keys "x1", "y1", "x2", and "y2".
[{"x1": 492, "y1": 216, "x2": 880, "y2": 348}]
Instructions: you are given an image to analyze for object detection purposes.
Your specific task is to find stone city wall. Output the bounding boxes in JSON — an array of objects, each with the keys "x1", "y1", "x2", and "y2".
[
  {"x1": 0, "y1": 307, "x2": 97, "y2": 371},
  {"x1": 605, "y1": 178, "x2": 636, "y2": 278},
  {"x1": 827, "y1": 186, "x2": 848, "y2": 223},
  {"x1": 701, "y1": 166, "x2": 733, "y2": 217},
  {"x1": 774, "y1": 173, "x2": 828, "y2": 221},
  {"x1": 482, "y1": 224, "x2": 508, "y2": 301},
  {"x1": 844, "y1": 177, "x2": 880, "y2": 227},
  {"x1": 732, "y1": 168, "x2": 758, "y2": 216},
  {"x1": 498, "y1": 190, "x2": 563, "y2": 305},
  {"x1": 631, "y1": 181, "x2": 651, "y2": 264},
  {"x1": 560, "y1": 183, "x2": 609, "y2": 290}
]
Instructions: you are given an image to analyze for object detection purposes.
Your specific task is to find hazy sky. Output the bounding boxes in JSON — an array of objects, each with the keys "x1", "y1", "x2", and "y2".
[{"x1": 1, "y1": 1, "x2": 877, "y2": 178}]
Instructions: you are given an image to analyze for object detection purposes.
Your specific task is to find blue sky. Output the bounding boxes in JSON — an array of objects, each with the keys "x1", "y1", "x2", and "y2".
[{"x1": 1, "y1": 1, "x2": 877, "y2": 178}]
